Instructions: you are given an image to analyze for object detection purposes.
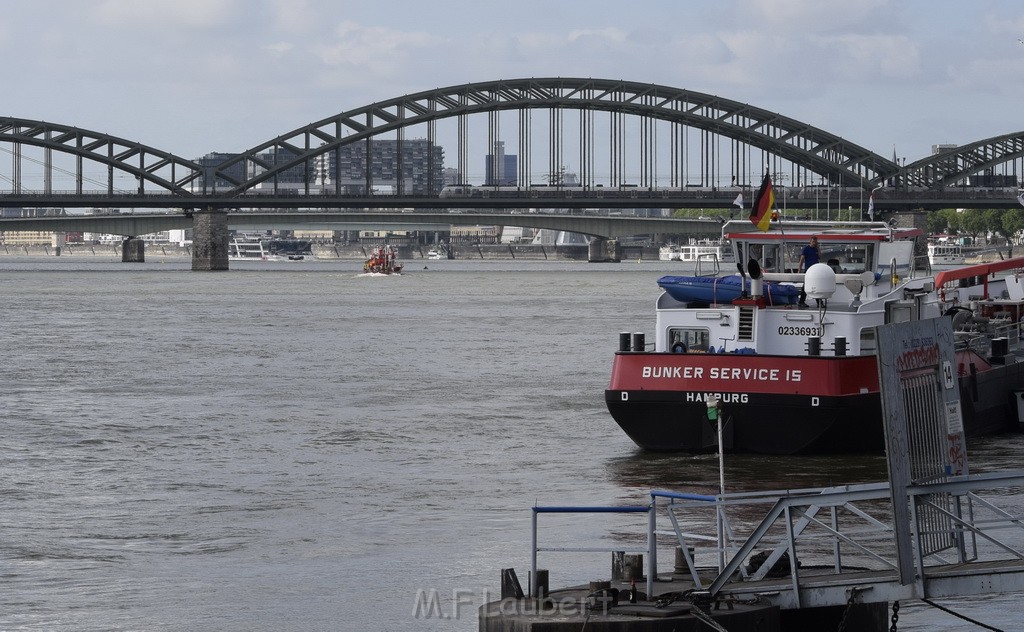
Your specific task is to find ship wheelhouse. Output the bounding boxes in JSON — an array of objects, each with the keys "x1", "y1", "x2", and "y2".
[{"x1": 655, "y1": 221, "x2": 927, "y2": 358}]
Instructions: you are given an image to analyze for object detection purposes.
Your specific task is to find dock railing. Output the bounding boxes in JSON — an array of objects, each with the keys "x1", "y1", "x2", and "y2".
[
  {"x1": 530, "y1": 471, "x2": 1024, "y2": 612},
  {"x1": 531, "y1": 504, "x2": 656, "y2": 600},
  {"x1": 654, "y1": 471, "x2": 1024, "y2": 608}
]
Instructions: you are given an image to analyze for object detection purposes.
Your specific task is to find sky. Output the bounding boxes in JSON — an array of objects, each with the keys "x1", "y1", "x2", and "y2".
[{"x1": 3, "y1": 0, "x2": 1024, "y2": 172}]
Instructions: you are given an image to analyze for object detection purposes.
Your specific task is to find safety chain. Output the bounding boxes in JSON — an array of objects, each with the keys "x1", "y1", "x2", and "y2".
[
  {"x1": 689, "y1": 606, "x2": 730, "y2": 632},
  {"x1": 889, "y1": 600, "x2": 900, "y2": 632},
  {"x1": 836, "y1": 588, "x2": 859, "y2": 632}
]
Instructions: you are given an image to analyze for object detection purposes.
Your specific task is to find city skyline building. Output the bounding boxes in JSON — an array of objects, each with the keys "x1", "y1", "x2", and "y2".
[
  {"x1": 485, "y1": 141, "x2": 517, "y2": 186},
  {"x1": 193, "y1": 139, "x2": 445, "y2": 195}
]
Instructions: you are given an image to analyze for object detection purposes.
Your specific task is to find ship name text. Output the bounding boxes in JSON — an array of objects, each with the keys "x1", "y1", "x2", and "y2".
[{"x1": 641, "y1": 366, "x2": 803, "y2": 381}]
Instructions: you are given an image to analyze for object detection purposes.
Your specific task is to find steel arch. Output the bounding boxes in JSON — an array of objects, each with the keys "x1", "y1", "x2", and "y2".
[
  {"x1": 902, "y1": 131, "x2": 1024, "y2": 189},
  {"x1": 5, "y1": 82, "x2": 1023, "y2": 200},
  {"x1": 217, "y1": 77, "x2": 902, "y2": 194},
  {"x1": 0, "y1": 117, "x2": 201, "y2": 196}
]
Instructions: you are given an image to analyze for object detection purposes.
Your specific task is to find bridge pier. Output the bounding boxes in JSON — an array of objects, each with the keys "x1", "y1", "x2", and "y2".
[
  {"x1": 588, "y1": 238, "x2": 620, "y2": 263},
  {"x1": 121, "y1": 237, "x2": 145, "y2": 263},
  {"x1": 190, "y1": 209, "x2": 230, "y2": 271}
]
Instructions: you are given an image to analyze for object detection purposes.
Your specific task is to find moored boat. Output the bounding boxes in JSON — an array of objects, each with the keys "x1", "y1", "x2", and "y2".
[
  {"x1": 606, "y1": 219, "x2": 1024, "y2": 455},
  {"x1": 658, "y1": 244, "x2": 682, "y2": 261},
  {"x1": 268, "y1": 238, "x2": 314, "y2": 261},
  {"x1": 659, "y1": 239, "x2": 734, "y2": 265},
  {"x1": 229, "y1": 234, "x2": 314, "y2": 261},
  {"x1": 928, "y1": 240, "x2": 965, "y2": 268},
  {"x1": 229, "y1": 233, "x2": 272, "y2": 260},
  {"x1": 363, "y1": 244, "x2": 403, "y2": 274}
]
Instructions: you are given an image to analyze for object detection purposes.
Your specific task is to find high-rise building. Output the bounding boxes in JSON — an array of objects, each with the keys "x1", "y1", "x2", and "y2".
[
  {"x1": 193, "y1": 152, "x2": 247, "y2": 192},
  {"x1": 326, "y1": 139, "x2": 445, "y2": 194},
  {"x1": 192, "y1": 139, "x2": 445, "y2": 194},
  {"x1": 485, "y1": 141, "x2": 517, "y2": 186}
]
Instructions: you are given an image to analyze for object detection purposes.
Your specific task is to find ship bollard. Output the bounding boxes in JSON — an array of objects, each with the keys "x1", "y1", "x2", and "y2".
[
  {"x1": 992, "y1": 337, "x2": 1009, "y2": 364},
  {"x1": 500, "y1": 568, "x2": 525, "y2": 599},
  {"x1": 632, "y1": 332, "x2": 646, "y2": 352},
  {"x1": 807, "y1": 336, "x2": 821, "y2": 356},
  {"x1": 834, "y1": 336, "x2": 847, "y2": 356},
  {"x1": 532, "y1": 569, "x2": 549, "y2": 598},
  {"x1": 619, "y1": 332, "x2": 631, "y2": 352}
]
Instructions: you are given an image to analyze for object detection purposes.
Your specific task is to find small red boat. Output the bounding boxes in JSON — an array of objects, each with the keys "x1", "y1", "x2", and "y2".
[{"x1": 363, "y1": 245, "x2": 403, "y2": 274}]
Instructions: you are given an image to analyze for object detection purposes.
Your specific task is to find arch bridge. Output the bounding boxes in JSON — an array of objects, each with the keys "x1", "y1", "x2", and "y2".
[{"x1": 3, "y1": 78, "x2": 1024, "y2": 268}]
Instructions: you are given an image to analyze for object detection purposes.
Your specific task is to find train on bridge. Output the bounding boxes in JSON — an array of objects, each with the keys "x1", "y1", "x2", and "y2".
[{"x1": 436, "y1": 183, "x2": 1023, "y2": 202}]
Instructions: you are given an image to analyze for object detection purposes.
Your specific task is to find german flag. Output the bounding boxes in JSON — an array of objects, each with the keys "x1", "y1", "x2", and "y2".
[{"x1": 749, "y1": 172, "x2": 774, "y2": 231}]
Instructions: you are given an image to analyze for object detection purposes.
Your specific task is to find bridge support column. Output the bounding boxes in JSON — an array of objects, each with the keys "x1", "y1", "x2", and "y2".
[
  {"x1": 121, "y1": 237, "x2": 145, "y2": 263},
  {"x1": 191, "y1": 209, "x2": 230, "y2": 271},
  {"x1": 588, "y1": 238, "x2": 620, "y2": 263}
]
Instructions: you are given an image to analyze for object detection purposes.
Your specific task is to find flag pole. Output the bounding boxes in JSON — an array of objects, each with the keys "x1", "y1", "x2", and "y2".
[{"x1": 769, "y1": 169, "x2": 790, "y2": 272}]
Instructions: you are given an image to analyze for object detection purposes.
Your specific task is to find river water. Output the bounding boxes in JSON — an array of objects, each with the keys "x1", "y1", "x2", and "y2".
[{"x1": 2, "y1": 256, "x2": 1022, "y2": 631}]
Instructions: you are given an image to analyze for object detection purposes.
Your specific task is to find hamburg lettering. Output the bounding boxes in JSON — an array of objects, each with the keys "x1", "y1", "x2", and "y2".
[{"x1": 686, "y1": 392, "x2": 749, "y2": 404}]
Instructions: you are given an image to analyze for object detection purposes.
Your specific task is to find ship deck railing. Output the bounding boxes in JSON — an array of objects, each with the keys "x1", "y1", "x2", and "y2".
[{"x1": 954, "y1": 318, "x2": 1024, "y2": 356}]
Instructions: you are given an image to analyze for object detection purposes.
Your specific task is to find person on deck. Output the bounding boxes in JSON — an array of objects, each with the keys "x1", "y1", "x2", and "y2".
[{"x1": 798, "y1": 236, "x2": 820, "y2": 308}]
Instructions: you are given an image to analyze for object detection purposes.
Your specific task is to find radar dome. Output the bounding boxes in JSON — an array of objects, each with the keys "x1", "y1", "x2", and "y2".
[{"x1": 804, "y1": 263, "x2": 836, "y2": 299}]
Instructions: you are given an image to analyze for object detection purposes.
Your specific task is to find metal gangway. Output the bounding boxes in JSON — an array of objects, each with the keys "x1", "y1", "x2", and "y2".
[
  {"x1": 529, "y1": 474, "x2": 1024, "y2": 612},
  {"x1": 654, "y1": 473, "x2": 1024, "y2": 610}
]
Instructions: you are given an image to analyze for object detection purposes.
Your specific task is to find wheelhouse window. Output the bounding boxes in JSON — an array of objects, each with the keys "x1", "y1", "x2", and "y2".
[
  {"x1": 779, "y1": 241, "x2": 874, "y2": 274},
  {"x1": 669, "y1": 327, "x2": 711, "y2": 353}
]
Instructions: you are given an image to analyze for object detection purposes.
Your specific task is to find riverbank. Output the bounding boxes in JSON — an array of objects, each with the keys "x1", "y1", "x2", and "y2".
[{"x1": 0, "y1": 243, "x2": 665, "y2": 261}]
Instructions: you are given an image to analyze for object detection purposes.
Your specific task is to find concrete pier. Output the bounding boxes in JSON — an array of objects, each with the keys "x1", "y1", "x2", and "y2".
[
  {"x1": 480, "y1": 581, "x2": 781, "y2": 631},
  {"x1": 190, "y1": 209, "x2": 229, "y2": 271},
  {"x1": 479, "y1": 571, "x2": 889, "y2": 631},
  {"x1": 588, "y1": 238, "x2": 620, "y2": 263},
  {"x1": 121, "y1": 237, "x2": 145, "y2": 262}
]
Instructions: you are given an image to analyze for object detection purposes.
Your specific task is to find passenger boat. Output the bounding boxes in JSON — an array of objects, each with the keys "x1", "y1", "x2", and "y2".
[
  {"x1": 268, "y1": 238, "x2": 314, "y2": 261},
  {"x1": 229, "y1": 234, "x2": 314, "y2": 261},
  {"x1": 928, "y1": 240, "x2": 965, "y2": 268},
  {"x1": 659, "y1": 239, "x2": 735, "y2": 264},
  {"x1": 606, "y1": 219, "x2": 1024, "y2": 454},
  {"x1": 363, "y1": 244, "x2": 403, "y2": 274},
  {"x1": 229, "y1": 233, "x2": 272, "y2": 260},
  {"x1": 427, "y1": 248, "x2": 444, "y2": 260},
  {"x1": 658, "y1": 244, "x2": 682, "y2": 261}
]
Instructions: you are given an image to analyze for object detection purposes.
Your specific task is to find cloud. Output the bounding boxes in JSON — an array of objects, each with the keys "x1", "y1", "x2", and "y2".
[
  {"x1": 309, "y1": 20, "x2": 441, "y2": 74},
  {"x1": 567, "y1": 27, "x2": 628, "y2": 44},
  {"x1": 739, "y1": 0, "x2": 893, "y2": 32},
  {"x1": 264, "y1": 41, "x2": 295, "y2": 57},
  {"x1": 267, "y1": 0, "x2": 318, "y2": 34},
  {"x1": 834, "y1": 34, "x2": 921, "y2": 79},
  {"x1": 92, "y1": 0, "x2": 239, "y2": 28}
]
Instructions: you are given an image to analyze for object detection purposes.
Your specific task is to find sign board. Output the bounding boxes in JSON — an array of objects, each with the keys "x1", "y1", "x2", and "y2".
[{"x1": 875, "y1": 317, "x2": 967, "y2": 584}]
